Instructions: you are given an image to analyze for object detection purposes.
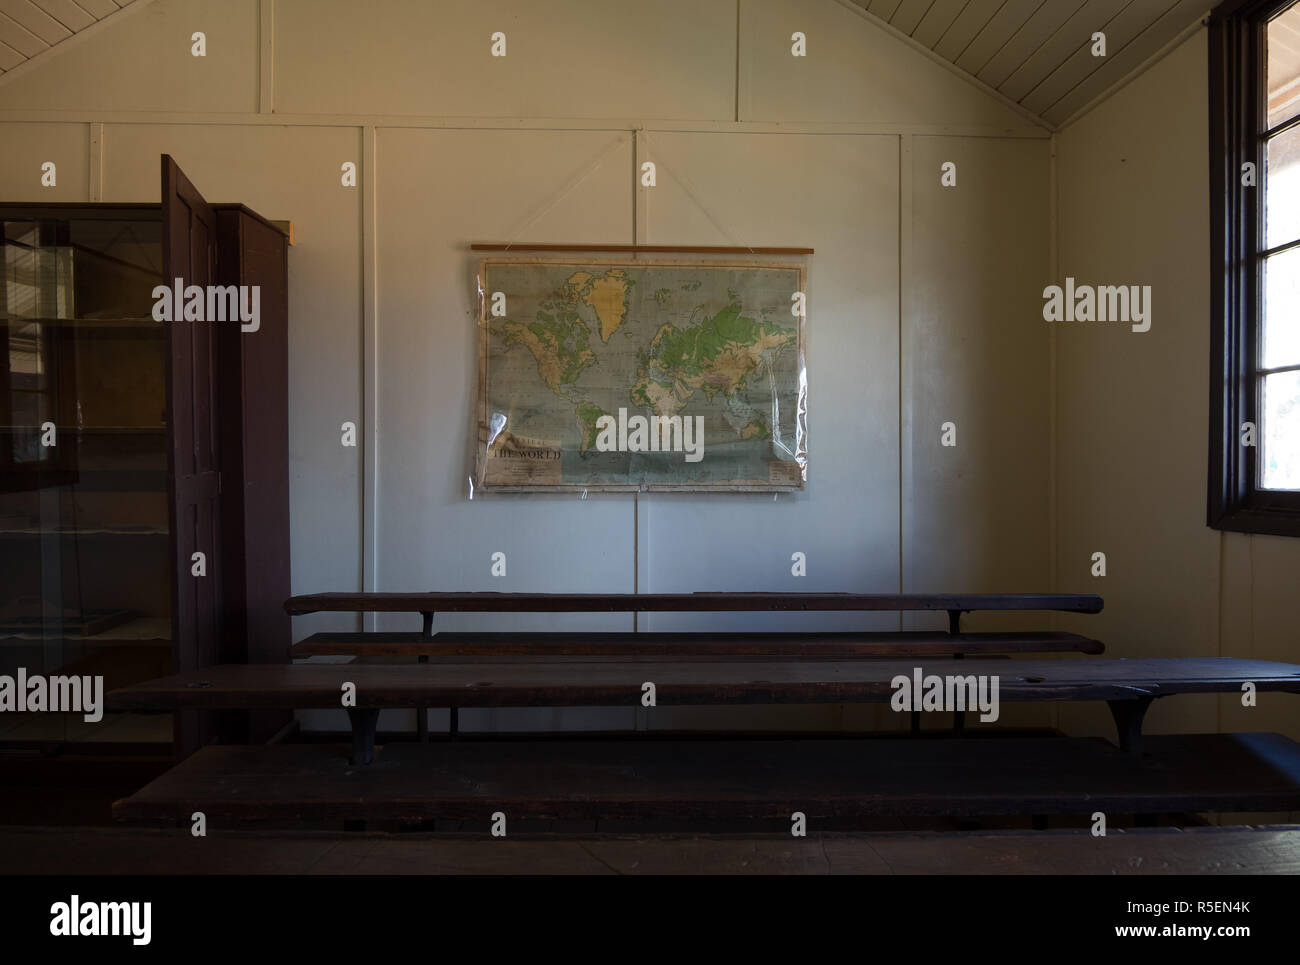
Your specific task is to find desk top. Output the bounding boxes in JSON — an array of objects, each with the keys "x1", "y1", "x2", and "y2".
[
  {"x1": 106, "y1": 657, "x2": 1300, "y2": 710},
  {"x1": 284, "y1": 591, "x2": 1105, "y2": 616}
]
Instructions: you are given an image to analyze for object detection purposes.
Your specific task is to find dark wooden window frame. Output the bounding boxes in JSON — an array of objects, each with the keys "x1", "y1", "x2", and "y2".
[{"x1": 1210, "y1": 0, "x2": 1300, "y2": 536}]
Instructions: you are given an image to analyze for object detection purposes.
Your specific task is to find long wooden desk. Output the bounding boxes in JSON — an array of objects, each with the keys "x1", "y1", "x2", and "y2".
[
  {"x1": 289, "y1": 630, "x2": 1106, "y2": 658},
  {"x1": 283, "y1": 591, "x2": 1106, "y2": 616},
  {"x1": 278, "y1": 590, "x2": 1111, "y2": 755},
  {"x1": 105, "y1": 590, "x2": 1300, "y2": 830},
  {"x1": 108, "y1": 657, "x2": 1300, "y2": 764}
]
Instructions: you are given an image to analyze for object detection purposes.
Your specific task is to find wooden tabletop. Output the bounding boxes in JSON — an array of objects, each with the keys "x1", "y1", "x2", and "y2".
[
  {"x1": 290, "y1": 630, "x2": 1106, "y2": 658},
  {"x1": 106, "y1": 657, "x2": 1300, "y2": 710},
  {"x1": 284, "y1": 591, "x2": 1105, "y2": 615}
]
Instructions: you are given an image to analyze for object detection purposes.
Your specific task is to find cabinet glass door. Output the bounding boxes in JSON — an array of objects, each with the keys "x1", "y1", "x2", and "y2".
[{"x1": 0, "y1": 210, "x2": 172, "y2": 747}]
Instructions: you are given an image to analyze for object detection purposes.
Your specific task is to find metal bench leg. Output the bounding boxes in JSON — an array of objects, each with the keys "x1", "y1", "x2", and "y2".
[
  {"x1": 416, "y1": 655, "x2": 429, "y2": 743},
  {"x1": 347, "y1": 707, "x2": 381, "y2": 766},
  {"x1": 1107, "y1": 697, "x2": 1154, "y2": 756},
  {"x1": 949, "y1": 610, "x2": 966, "y2": 734},
  {"x1": 417, "y1": 612, "x2": 433, "y2": 742}
]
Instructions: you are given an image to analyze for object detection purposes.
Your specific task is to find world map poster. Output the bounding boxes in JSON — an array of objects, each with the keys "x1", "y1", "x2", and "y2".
[{"x1": 476, "y1": 258, "x2": 808, "y2": 492}]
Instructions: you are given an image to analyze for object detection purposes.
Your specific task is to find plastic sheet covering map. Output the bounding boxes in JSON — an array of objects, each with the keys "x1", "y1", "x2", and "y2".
[{"x1": 475, "y1": 258, "x2": 808, "y2": 491}]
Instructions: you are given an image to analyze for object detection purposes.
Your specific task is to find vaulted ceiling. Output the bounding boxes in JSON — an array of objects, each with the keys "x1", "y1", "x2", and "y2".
[
  {"x1": 851, "y1": 0, "x2": 1210, "y2": 127},
  {"x1": 0, "y1": 0, "x2": 1222, "y2": 129},
  {"x1": 0, "y1": 0, "x2": 139, "y2": 77}
]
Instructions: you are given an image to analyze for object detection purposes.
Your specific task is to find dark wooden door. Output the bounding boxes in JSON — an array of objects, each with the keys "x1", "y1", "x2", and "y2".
[
  {"x1": 214, "y1": 206, "x2": 292, "y2": 743},
  {"x1": 162, "y1": 155, "x2": 222, "y2": 757}
]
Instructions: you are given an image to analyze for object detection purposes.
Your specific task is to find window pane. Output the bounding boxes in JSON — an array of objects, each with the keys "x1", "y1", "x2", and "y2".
[
  {"x1": 1262, "y1": 370, "x2": 1300, "y2": 489},
  {"x1": 1266, "y1": 125, "x2": 1300, "y2": 247},
  {"x1": 1263, "y1": 248, "x2": 1300, "y2": 367},
  {"x1": 1269, "y1": 2, "x2": 1300, "y2": 129}
]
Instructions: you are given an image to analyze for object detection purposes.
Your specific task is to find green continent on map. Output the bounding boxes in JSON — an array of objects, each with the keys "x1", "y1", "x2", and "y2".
[
  {"x1": 496, "y1": 267, "x2": 640, "y2": 398},
  {"x1": 576, "y1": 401, "x2": 608, "y2": 453},
  {"x1": 499, "y1": 302, "x2": 596, "y2": 400},
  {"x1": 633, "y1": 302, "x2": 796, "y2": 409}
]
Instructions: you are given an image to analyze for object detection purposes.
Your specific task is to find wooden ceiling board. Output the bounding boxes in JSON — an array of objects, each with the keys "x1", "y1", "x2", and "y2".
[
  {"x1": 955, "y1": 0, "x2": 1045, "y2": 75},
  {"x1": 977, "y1": 0, "x2": 1089, "y2": 90},
  {"x1": 932, "y1": 0, "x2": 1005, "y2": 61},
  {"x1": 850, "y1": 0, "x2": 1209, "y2": 127},
  {"x1": 31, "y1": 0, "x2": 95, "y2": 32},
  {"x1": 1019, "y1": 0, "x2": 1170, "y2": 116},
  {"x1": 890, "y1": 0, "x2": 939, "y2": 35},
  {"x1": 0, "y1": 0, "x2": 72, "y2": 44},
  {"x1": 998, "y1": 0, "x2": 1132, "y2": 103},
  {"x1": 1040, "y1": 0, "x2": 1209, "y2": 125},
  {"x1": 913, "y1": 0, "x2": 973, "y2": 48}
]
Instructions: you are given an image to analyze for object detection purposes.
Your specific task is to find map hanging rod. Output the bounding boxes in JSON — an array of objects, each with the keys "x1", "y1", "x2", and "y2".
[{"x1": 469, "y1": 243, "x2": 814, "y2": 255}]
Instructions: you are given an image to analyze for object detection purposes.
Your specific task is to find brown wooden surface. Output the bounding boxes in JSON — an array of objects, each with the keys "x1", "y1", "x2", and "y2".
[
  {"x1": 111, "y1": 733, "x2": 1300, "y2": 825},
  {"x1": 468, "y1": 243, "x2": 815, "y2": 254},
  {"x1": 214, "y1": 205, "x2": 292, "y2": 744},
  {"x1": 106, "y1": 657, "x2": 1300, "y2": 711},
  {"x1": 7, "y1": 824, "x2": 1300, "y2": 874},
  {"x1": 290, "y1": 630, "x2": 1106, "y2": 658},
  {"x1": 162, "y1": 153, "x2": 221, "y2": 756},
  {"x1": 284, "y1": 591, "x2": 1105, "y2": 616}
]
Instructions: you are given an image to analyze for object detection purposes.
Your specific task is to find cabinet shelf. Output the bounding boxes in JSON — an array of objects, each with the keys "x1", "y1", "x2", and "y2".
[
  {"x1": 0, "y1": 615, "x2": 171, "y2": 646},
  {"x1": 2, "y1": 316, "x2": 160, "y2": 330},
  {"x1": 0, "y1": 525, "x2": 167, "y2": 537},
  {"x1": 66, "y1": 469, "x2": 168, "y2": 492},
  {"x1": 0, "y1": 426, "x2": 168, "y2": 435}
]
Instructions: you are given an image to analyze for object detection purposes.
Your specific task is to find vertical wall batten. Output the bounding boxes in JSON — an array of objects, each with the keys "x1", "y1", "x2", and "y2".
[
  {"x1": 259, "y1": 0, "x2": 275, "y2": 114},
  {"x1": 898, "y1": 132, "x2": 912, "y2": 633},
  {"x1": 361, "y1": 124, "x2": 377, "y2": 629},
  {"x1": 87, "y1": 119, "x2": 101, "y2": 199}
]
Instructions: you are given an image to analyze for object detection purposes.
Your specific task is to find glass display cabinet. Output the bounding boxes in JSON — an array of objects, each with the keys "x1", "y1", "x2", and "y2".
[
  {"x1": 0, "y1": 206, "x2": 170, "y2": 746},
  {"x1": 0, "y1": 157, "x2": 291, "y2": 755}
]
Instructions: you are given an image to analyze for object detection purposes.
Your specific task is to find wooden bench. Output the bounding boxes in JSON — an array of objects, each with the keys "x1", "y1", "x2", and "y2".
[
  {"x1": 130, "y1": 591, "x2": 1111, "y2": 762},
  {"x1": 283, "y1": 591, "x2": 1111, "y2": 748},
  {"x1": 290, "y1": 630, "x2": 1106, "y2": 659},
  {"x1": 285, "y1": 593, "x2": 1105, "y2": 657},
  {"x1": 109, "y1": 654, "x2": 1300, "y2": 764},
  {"x1": 283, "y1": 591, "x2": 1107, "y2": 616},
  {"x1": 111, "y1": 734, "x2": 1300, "y2": 827},
  {"x1": 105, "y1": 590, "x2": 1300, "y2": 829}
]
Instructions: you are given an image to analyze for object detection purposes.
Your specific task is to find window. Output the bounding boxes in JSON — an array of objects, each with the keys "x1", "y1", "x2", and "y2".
[{"x1": 1210, "y1": 0, "x2": 1300, "y2": 535}]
